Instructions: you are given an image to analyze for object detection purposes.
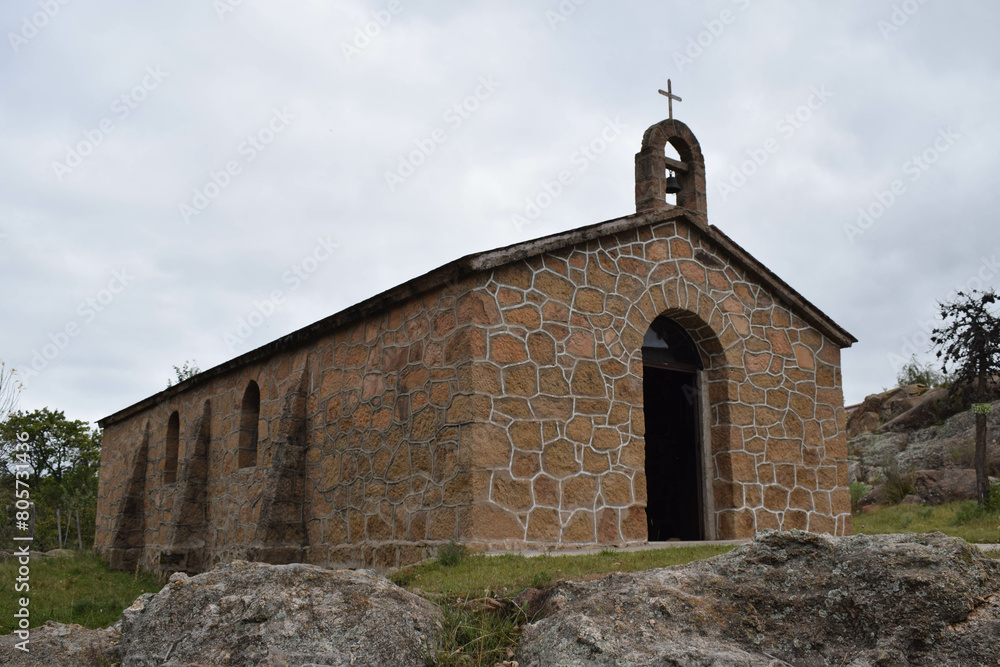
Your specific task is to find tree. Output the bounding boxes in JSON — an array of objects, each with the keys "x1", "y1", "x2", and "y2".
[
  {"x1": 0, "y1": 408, "x2": 100, "y2": 488},
  {"x1": 0, "y1": 360, "x2": 21, "y2": 421},
  {"x1": 167, "y1": 359, "x2": 200, "y2": 387},
  {"x1": 895, "y1": 354, "x2": 949, "y2": 389},
  {"x1": 931, "y1": 289, "x2": 1000, "y2": 506}
]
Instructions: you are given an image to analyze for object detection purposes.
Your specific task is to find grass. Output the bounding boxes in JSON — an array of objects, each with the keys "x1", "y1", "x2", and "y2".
[
  {"x1": 395, "y1": 543, "x2": 737, "y2": 666},
  {"x1": 392, "y1": 543, "x2": 736, "y2": 599},
  {"x1": 0, "y1": 551, "x2": 161, "y2": 635},
  {"x1": 854, "y1": 500, "x2": 1000, "y2": 545}
]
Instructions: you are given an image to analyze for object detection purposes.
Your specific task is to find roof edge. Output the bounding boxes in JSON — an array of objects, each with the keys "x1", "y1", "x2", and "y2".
[{"x1": 99, "y1": 207, "x2": 855, "y2": 427}]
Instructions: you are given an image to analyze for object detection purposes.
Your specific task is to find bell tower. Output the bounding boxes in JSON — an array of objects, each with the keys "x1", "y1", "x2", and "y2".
[{"x1": 635, "y1": 80, "x2": 708, "y2": 225}]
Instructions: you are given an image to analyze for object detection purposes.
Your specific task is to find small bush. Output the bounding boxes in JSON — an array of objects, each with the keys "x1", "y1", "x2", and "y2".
[
  {"x1": 530, "y1": 571, "x2": 553, "y2": 588},
  {"x1": 849, "y1": 482, "x2": 870, "y2": 514},
  {"x1": 896, "y1": 355, "x2": 949, "y2": 388},
  {"x1": 429, "y1": 601, "x2": 525, "y2": 667},
  {"x1": 955, "y1": 501, "x2": 982, "y2": 526},
  {"x1": 437, "y1": 540, "x2": 467, "y2": 567},
  {"x1": 880, "y1": 457, "x2": 916, "y2": 505}
]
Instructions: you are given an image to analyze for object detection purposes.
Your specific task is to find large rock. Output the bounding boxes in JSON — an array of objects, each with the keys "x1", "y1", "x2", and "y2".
[
  {"x1": 116, "y1": 561, "x2": 440, "y2": 667},
  {"x1": 517, "y1": 531, "x2": 1000, "y2": 666},
  {"x1": 914, "y1": 468, "x2": 979, "y2": 504},
  {"x1": 0, "y1": 622, "x2": 117, "y2": 667},
  {"x1": 849, "y1": 398, "x2": 1000, "y2": 485},
  {"x1": 847, "y1": 385, "x2": 936, "y2": 437}
]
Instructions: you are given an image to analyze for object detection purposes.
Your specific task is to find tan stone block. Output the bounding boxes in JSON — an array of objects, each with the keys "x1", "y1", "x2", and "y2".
[
  {"x1": 716, "y1": 451, "x2": 755, "y2": 481},
  {"x1": 729, "y1": 403, "x2": 754, "y2": 426},
  {"x1": 793, "y1": 343, "x2": 815, "y2": 370},
  {"x1": 512, "y1": 450, "x2": 541, "y2": 478},
  {"x1": 367, "y1": 514, "x2": 392, "y2": 541},
  {"x1": 783, "y1": 509, "x2": 808, "y2": 531},
  {"x1": 429, "y1": 508, "x2": 457, "y2": 540},
  {"x1": 566, "y1": 330, "x2": 596, "y2": 358},
  {"x1": 590, "y1": 427, "x2": 620, "y2": 452},
  {"x1": 497, "y1": 287, "x2": 523, "y2": 307},
  {"x1": 461, "y1": 504, "x2": 521, "y2": 540},
  {"x1": 464, "y1": 423, "x2": 510, "y2": 468},
  {"x1": 457, "y1": 292, "x2": 501, "y2": 326},
  {"x1": 713, "y1": 480, "x2": 742, "y2": 510},
  {"x1": 530, "y1": 396, "x2": 574, "y2": 420},
  {"x1": 577, "y1": 398, "x2": 611, "y2": 416},
  {"x1": 505, "y1": 305, "x2": 542, "y2": 329},
  {"x1": 562, "y1": 510, "x2": 595, "y2": 543},
  {"x1": 618, "y1": 440, "x2": 644, "y2": 467},
  {"x1": 738, "y1": 383, "x2": 765, "y2": 405},
  {"x1": 755, "y1": 509, "x2": 780, "y2": 531},
  {"x1": 711, "y1": 425, "x2": 741, "y2": 453},
  {"x1": 411, "y1": 409, "x2": 436, "y2": 440},
  {"x1": 825, "y1": 434, "x2": 848, "y2": 459},
  {"x1": 526, "y1": 507, "x2": 560, "y2": 541},
  {"x1": 565, "y1": 416, "x2": 593, "y2": 443},
  {"x1": 527, "y1": 332, "x2": 557, "y2": 365},
  {"x1": 541, "y1": 439, "x2": 579, "y2": 478},
  {"x1": 492, "y1": 474, "x2": 534, "y2": 511},
  {"x1": 744, "y1": 436, "x2": 766, "y2": 454},
  {"x1": 490, "y1": 334, "x2": 527, "y2": 364},
  {"x1": 596, "y1": 508, "x2": 620, "y2": 543},
  {"x1": 816, "y1": 465, "x2": 838, "y2": 489},
  {"x1": 509, "y1": 421, "x2": 542, "y2": 451},
  {"x1": 807, "y1": 512, "x2": 835, "y2": 535},
  {"x1": 757, "y1": 463, "x2": 775, "y2": 485},
  {"x1": 573, "y1": 288, "x2": 605, "y2": 314},
  {"x1": 386, "y1": 449, "x2": 411, "y2": 481},
  {"x1": 831, "y1": 488, "x2": 851, "y2": 514},
  {"x1": 534, "y1": 271, "x2": 575, "y2": 303},
  {"x1": 813, "y1": 490, "x2": 831, "y2": 515},
  {"x1": 607, "y1": 402, "x2": 630, "y2": 426},
  {"x1": 788, "y1": 487, "x2": 813, "y2": 511},
  {"x1": 796, "y1": 466, "x2": 817, "y2": 490},
  {"x1": 717, "y1": 509, "x2": 754, "y2": 539},
  {"x1": 533, "y1": 475, "x2": 558, "y2": 506},
  {"x1": 766, "y1": 439, "x2": 802, "y2": 464},
  {"x1": 503, "y1": 363, "x2": 538, "y2": 397},
  {"x1": 538, "y1": 367, "x2": 570, "y2": 395},
  {"x1": 562, "y1": 475, "x2": 598, "y2": 509},
  {"x1": 763, "y1": 485, "x2": 789, "y2": 510},
  {"x1": 495, "y1": 396, "x2": 533, "y2": 419},
  {"x1": 583, "y1": 447, "x2": 611, "y2": 473},
  {"x1": 775, "y1": 464, "x2": 795, "y2": 489},
  {"x1": 600, "y1": 472, "x2": 633, "y2": 507}
]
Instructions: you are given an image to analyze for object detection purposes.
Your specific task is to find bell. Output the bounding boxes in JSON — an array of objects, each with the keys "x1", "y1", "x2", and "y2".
[{"x1": 664, "y1": 171, "x2": 681, "y2": 195}]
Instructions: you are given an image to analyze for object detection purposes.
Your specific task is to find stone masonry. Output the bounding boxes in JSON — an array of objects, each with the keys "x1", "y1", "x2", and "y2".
[{"x1": 95, "y1": 118, "x2": 856, "y2": 573}]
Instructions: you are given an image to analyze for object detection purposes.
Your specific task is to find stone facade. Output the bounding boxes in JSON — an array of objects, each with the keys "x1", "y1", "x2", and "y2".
[{"x1": 95, "y1": 119, "x2": 856, "y2": 574}]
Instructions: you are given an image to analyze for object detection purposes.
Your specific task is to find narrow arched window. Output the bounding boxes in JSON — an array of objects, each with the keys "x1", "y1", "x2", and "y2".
[
  {"x1": 165, "y1": 411, "x2": 180, "y2": 484},
  {"x1": 238, "y1": 381, "x2": 260, "y2": 468}
]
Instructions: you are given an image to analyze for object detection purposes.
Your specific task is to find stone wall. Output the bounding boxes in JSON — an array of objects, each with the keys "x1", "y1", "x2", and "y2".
[{"x1": 96, "y1": 208, "x2": 852, "y2": 573}]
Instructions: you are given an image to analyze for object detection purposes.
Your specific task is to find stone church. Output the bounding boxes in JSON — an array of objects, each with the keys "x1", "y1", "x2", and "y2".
[{"x1": 95, "y1": 109, "x2": 856, "y2": 574}]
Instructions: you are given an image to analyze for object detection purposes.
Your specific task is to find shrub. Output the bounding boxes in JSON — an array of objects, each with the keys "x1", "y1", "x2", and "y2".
[
  {"x1": 880, "y1": 457, "x2": 916, "y2": 505},
  {"x1": 896, "y1": 355, "x2": 949, "y2": 388},
  {"x1": 437, "y1": 540, "x2": 467, "y2": 567},
  {"x1": 849, "y1": 482, "x2": 871, "y2": 514}
]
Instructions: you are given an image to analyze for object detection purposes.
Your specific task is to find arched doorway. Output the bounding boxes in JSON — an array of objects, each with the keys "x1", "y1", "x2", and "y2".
[{"x1": 642, "y1": 315, "x2": 705, "y2": 541}]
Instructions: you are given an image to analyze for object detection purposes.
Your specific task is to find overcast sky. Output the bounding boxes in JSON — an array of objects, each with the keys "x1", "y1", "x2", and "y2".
[{"x1": 3, "y1": 0, "x2": 998, "y2": 427}]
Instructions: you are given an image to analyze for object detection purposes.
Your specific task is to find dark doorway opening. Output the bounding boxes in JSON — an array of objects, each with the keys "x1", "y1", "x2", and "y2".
[{"x1": 642, "y1": 316, "x2": 704, "y2": 541}]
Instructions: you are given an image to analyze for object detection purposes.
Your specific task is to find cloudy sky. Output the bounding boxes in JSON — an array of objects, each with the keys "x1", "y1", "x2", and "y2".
[{"x1": 3, "y1": 0, "x2": 998, "y2": 427}]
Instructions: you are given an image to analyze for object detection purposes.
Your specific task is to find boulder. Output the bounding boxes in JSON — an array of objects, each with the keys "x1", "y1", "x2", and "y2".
[
  {"x1": 115, "y1": 561, "x2": 440, "y2": 667},
  {"x1": 857, "y1": 483, "x2": 886, "y2": 508},
  {"x1": 0, "y1": 621, "x2": 117, "y2": 667},
  {"x1": 914, "y1": 469, "x2": 979, "y2": 505},
  {"x1": 517, "y1": 531, "x2": 1000, "y2": 666},
  {"x1": 883, "y1": 387, "x2": 950, "y2": 432}
]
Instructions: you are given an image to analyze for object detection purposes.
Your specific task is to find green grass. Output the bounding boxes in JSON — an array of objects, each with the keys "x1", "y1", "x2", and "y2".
[
  {"x1": 395, "y1": 544, "x2": 736, "y2": 666},
  {"x1": 0, "y1": 552, "x2": 161, "y2": 634},
  {"x1": 854, "y1": 500, "x2": 1000, "y2": 545},
  {"x1": 392, "y1": 543, "x2": 736, "y2": 599}
]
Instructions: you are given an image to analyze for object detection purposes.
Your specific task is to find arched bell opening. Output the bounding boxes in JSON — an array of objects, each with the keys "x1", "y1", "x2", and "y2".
[{"x1": 641, "y1": 315, "x2": 710, "y2": 541}]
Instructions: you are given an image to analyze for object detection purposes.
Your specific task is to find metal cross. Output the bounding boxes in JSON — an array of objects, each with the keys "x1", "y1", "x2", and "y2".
[{"x1": 658, "y1": 79, "x2": 682, "y2": 119}]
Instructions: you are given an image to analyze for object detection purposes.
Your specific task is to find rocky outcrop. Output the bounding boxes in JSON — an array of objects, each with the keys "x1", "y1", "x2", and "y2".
[
  {"x1": 115, "y1": 561, "x2": 440, "y2": 667},
  {"x1": 846, "y1": 384, "x2": 949, "y2": 438},
  {"x1": 849, "y1": 398, "x2": 1000, "y2": 485},
  {"x1": 517, "y1": 531, "x2": 1000, "y2": 666},
  {"x1": 914, "y1": 469, "x2": 979, "y2": 505},
  {"x1": 0, "y1": 622, "x2": 117, "y2": 667}
]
